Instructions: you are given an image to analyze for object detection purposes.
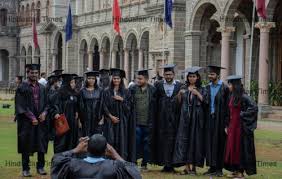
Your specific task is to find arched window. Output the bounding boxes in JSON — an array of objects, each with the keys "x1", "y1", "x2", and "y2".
[
  {"x1": 21, "y1": 5, "x2": 24, "y2": 26},
  {"x1": 31, "y1": 2, "x2": 35, "y2": 25},
  {"x1": 36, "y1": 1, "x2": 41, "y2": 23},
  {"x1": 26, "y1": 4, "x2": 30, "y2": 26},
  {"x1": 0, "y1": 9, "x2": 8, "y2": 26},
  {"x1": 46, "y1": 0, "x2": 50, "y2": 17}
]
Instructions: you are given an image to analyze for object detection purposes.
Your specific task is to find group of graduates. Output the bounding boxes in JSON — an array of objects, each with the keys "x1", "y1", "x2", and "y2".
[{"x1": 14, "y1": 63, "x2": 258, "y2": 179}]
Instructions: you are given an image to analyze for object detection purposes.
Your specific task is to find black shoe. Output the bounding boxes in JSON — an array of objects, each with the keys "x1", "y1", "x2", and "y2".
[
  {"x1": 161, "y1": 166, "x2": 176, "y2": 173},
  {"x1": 37, "y1": 168, "x2": 47, "y2": 175},
  {"x1": 203, "y1": 168, "x2": 217, "y2": 176},
  {"x1": 215, "y1": 170, "x2": 223, "y2": 177},
  {"x1": 22, "y1": 170, "x2": 32, "y2": 177}
]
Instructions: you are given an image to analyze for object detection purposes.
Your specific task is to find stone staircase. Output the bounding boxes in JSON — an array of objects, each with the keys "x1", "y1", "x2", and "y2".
[{"x1": 263, "y1": 106, "x2": 282, "y2": 122}]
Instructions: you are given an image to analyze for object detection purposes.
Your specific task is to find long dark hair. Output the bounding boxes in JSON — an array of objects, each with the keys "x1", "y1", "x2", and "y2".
[
  {"x1": 84, "y1": 76, "x2": 98, "y2": 88},
  {"x1": 110, "y1": 76, "x2": 125, "y2": 91},
  {"x1": 230, "y1": 79, "x2": 244, "y2": 107},
  {"x1": 59, "y1": 80, "x2": 77, "y2": 99},
  {"x1": 46, "y1": 78, "x2": 58, "y2": 92},
  {"x1": 186, "y1": 72, "x2": 202, "y2": 88}
]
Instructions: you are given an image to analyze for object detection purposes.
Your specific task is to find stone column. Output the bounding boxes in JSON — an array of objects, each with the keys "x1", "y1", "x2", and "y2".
[
  {"x1": 184, "y1": 31, "x2": 201, "y2": 67},
  {"x1": 52, "y1": 50, "x2": 57, "y2": 71},
  {"x1": 217, "y1": 27, "x2": 235, "y2": 81},
  {"x1": 99, "y1": 49, "x2": 104, "y2": 69},
  {"x1": 76, "y1": 0, "x2": 82, "y2": 15},
  {"x1": 124, "y1": 48, "x2": 129, "y2": 85},
  {"x1": 131, "y1": 50, "x2": 136, "y2": 80},
  {"x1": 256, "y1": 22, "x2": 275, "y2": 105},
  {"x1": 144, "y1": 50, "x2": 148, "y2": 69},
  {"x1": 88, "y1": 51, "x2": 93, "y2": 71},
  {"x1": 138, "y1": 48, "x2": 144, "y2": 70},
  {"x1": 119, "y1": 51, "x2": 123, "y2": 69},
  {"x1": 111, "y1": 50, "x2": 117, "y2": 68},
  {"x1": 243, "y1": 34, "x2": 251, "y2": 90}
]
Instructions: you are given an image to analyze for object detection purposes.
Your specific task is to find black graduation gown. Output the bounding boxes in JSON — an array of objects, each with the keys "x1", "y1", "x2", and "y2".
[
  {"x1": 205, "y1": 82, "x2": 229, "y2": 169},
  {"x1": 129, "y1": 84, "x2": 157, "y2": 163},
  {"x1": 150, "y1": 80, "x2": 182, "y2": 166},
  {"x1": 47, "y1": 87, "x2": 58, "y2": 141},
  {"x1": 51, "y1": 150, "x2": 142, "y2": 179},
  {"x1": 224, "y1": 94, "x2": 258, "y2": 175},
  {"x1": 50, "y1": 91, "x2": 79, "y2": 153},
  {"x1": 99, "y1": 76, "x2": 110, "y2": 89},
  {"x1": 78, "y1": 87, "x2": 103, "y2": 137},
  {"x1": 15, "y1": 82, "x2": 49, "y2": 154},
  {"x1": 102, "y1": 88, "x2": 132, "y2": 161},
  {"x1": 173, "y1": 87, "x2": 206, "y2": 167}
]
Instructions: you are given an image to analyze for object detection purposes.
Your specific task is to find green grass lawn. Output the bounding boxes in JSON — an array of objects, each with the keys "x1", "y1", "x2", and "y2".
[
  {"x1": 0, "y1": 100, "x2": 15, "y2": 117},
  {"x1": 0, "y1": 101, "x2": 282, "y2": 178}
]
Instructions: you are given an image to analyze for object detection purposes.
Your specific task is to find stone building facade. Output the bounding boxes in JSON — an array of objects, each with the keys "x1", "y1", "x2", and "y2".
[
  {"x1": 0, "y1": 0, "x2": 19, "y2": 84},
  {"x1": 0, "y1": 0, "x2": 281, "y2": 109}
]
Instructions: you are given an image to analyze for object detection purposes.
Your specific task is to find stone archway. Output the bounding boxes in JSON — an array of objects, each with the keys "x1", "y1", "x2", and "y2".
[
  {"x1": 52, "y1": 32, "x2": 63, "y2": 71},
  {"x1": 139, "y1": 31, "x2": 149, "y2": 70},
  {"x1": 34, "y1": 47, "x2": 40, "y2": 64},
  {"x1": 89, "y1": 37, "x2": 100, "y2": 71},
  {"x1": 27, "y1": 46, "x2": 32, "y2": 64},
  {"x1": 79, "y1": 39, "x2": 88, "y2": 74},
  {"x1": 112, "y1": 35, "x2": 124, "y2": 69},
  {"x1": 125, "y1": 33, "x2": 138, "y2": 81},
  {"x1": 0, "y1": 50, "x2": 9, "y2": 81},
  {"x1": 270, "y1": 0, "x2": 282, "y2": 82},
  {"x1": 100, "y1": 36, "x2": 111, "y2": 69},
  {"x1": 186, "y1": 2, "x2": 221, "y2": 73},
  {"x1": 20, "y1": 47, "x2": 26, "y2": 76}
]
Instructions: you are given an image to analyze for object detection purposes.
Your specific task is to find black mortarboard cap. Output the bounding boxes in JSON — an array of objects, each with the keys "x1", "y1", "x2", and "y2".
[
  {"x1": 47, "y1": 75, "x2": 59, "y2": 81},
  {"x1": 207, "y1": 65, "x2": 226, "y2": 75},
  {"x1": 159, "y1": 64, "x2": 176, "y2": 72},
  {"x1": 99, "y1": 69, "x2": 110, "y2": 75},
  {"x1": 227, "y1": 75, "x2": 242, "y2": 83},
  {"x1": 25, "y1": 64, "x2": 41, "y2": 71},
  {"x1": 61, "y1": 74, "x2": 75, "y2": 84},
  {"x1": 184, "y1": 66, "x2": 203, "y2": 74},
  {"x1": 135, "y1": 69, "x2": 152, "y2": 77},
  {"x1": 85, "y1": 71, "x2": 100, "y2": 77},
  {"x1": 110, "y1": 68, "x2": 126, "y2": 78},
  {"x1": 52, "y1": 69, "x2": 64, "y2": 76},
  {"x1": 16, "y1": 75, "x2": 23, "y2": 81},
  {"x1": 74, "y1": 76, "x2": 84, "y2": 81}
]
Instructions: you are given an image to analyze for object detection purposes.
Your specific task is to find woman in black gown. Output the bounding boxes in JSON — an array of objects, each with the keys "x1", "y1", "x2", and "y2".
[
  {"x1": 50, "y1": 74, "x2": 79, "y2": 153},
  {"x1": 173, "y1": 67, "x2": 206, "y2": 175},
  {"x1": 46, "y1": 75, "x2": 60, "y2": 141},
  {"x1": 102, "y1": 68, "x2": 133, "y2": 161},
  {"x1": 224, "y1": 75, "x2": 258, "y2": 178},
  {"x1": 78, "y1": 71, "x2": 103, "y2": 137}
]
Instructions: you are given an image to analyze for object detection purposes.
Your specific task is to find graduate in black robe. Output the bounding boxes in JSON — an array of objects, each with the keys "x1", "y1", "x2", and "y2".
[
  {"x1": 46, "y1": 75, "x2": 60, "y2": 141},
  {"x1": 74, "y1": 76, "x2": 84, "y2": 93},
  {"x1": 204, "y1": 65, "x2": 230, "y2": 177},
  {"x1": 102, "y1": 68, "x2": 133, "y2": 162},
  {"x1": 173, "y1": 67, "x2": 206, "y2": 175},
  {"x1": 51, "y1": 134, "x2": 141, "y2": 179},
  {"x1": 151, "y1": 64, "x2": 182, "y2": 172},
  {"x1": 15, "y1": 64, "x2": 49, "y2": 176},
  {"x1": 50, "y1": 74, "x2": 79, "y2": 153},
  {"x1": 99, "y1": 69, "x2": 111, "y2": 89},
  {"x1": 78, "y1": 71, "x2": 103, "y2": 136},
  {"x1": 224, "y1": 75, "x2": 258, "y2": 178}
]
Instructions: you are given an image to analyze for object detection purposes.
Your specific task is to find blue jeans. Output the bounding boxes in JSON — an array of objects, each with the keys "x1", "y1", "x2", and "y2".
[{"x1": 136, "y1": 125, "x2": 149, "y2": 166}]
